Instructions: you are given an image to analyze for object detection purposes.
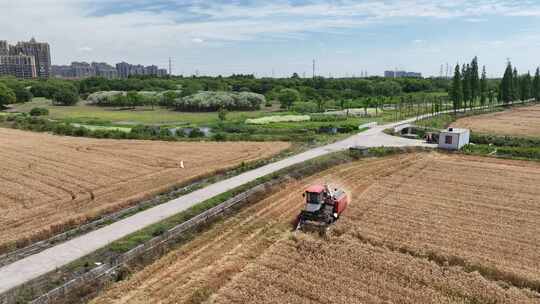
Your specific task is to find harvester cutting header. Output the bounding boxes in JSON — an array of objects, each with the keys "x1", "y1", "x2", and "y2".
[{"x1": 295, "y1": 184, "x2": 349, "y2": 232}]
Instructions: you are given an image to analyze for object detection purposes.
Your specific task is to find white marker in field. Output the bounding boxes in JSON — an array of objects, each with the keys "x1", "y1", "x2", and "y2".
[{"x1": 180, "y1": 161, "x2": 184, "y2": 168}]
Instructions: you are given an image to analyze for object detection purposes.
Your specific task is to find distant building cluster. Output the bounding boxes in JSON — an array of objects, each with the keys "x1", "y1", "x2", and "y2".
[
  {"x1": 0, "y1": 37, "x2": 169, "y2": 80},
  {"x1": 0, "y1": 38, "x2": 51, "y2": 79},
  {"x1": 384, "y1": 70, "x2": 422, "y2": 78},
  {"x1": 52, "y1": 61, "x2": 168, "y2": 80},
  {"x1": 115, "y1": 62, "x2": 168, "y2": 79}
]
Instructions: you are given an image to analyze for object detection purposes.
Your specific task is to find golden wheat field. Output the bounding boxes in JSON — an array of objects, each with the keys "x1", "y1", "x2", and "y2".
[
  {"x1": 451, "y1": 104, "x2": 540, "y2": 137},
  {"x1": 91, "y1": 152, "x2": 540, "y2": 304},
  {"x1": 0, "y1": 128, "x2": 290, "y2": 253}
]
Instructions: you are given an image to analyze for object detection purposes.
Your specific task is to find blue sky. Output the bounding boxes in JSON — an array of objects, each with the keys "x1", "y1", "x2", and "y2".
[{"x1": 2, "y1": 0, "x2": 540, "y2": 77}]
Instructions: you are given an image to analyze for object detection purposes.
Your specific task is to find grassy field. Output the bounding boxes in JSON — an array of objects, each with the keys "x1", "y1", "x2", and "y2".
[
  {"x1": 5, "y1": 98, "x2": 390, "y2": 143},
  {"x1": 10, "y1": 98, "x2": 272, "y2": 126}
]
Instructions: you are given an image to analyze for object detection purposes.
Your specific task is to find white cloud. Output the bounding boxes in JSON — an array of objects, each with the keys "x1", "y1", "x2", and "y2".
[{"x1": 1, "y1": 0, "x2": 540, "y2": 75}]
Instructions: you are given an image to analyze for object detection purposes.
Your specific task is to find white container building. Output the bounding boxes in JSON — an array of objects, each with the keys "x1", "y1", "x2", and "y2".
[{"x1": 438, "y1": 128, "x2": 470, "y2": 150}]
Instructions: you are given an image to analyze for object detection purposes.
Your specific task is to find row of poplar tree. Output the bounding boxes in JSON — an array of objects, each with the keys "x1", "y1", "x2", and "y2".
[
  {"x1": 500, "y1": 62, "x2": 540, "y2": 103},
  {"x1": 450, "y1": 57, "x2": 540, "y2": 112}
]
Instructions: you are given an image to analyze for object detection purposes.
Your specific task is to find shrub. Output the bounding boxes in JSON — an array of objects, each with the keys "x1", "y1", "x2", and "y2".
[
  {"x1": 278, "y1": 88, "x2": 300, "y2": 109},
  {"x1": 13, "y1": 85, "x2": 33, "y2": 103},
  {"x1": 52, "y1": 87, "x2": 79, "y2": 106},
  {"x1": 219, "y1": 123, "x2": 255, "y2": 133},
  {"x1": 29, "y1": 107, "x2": 49, "y2": 116},
  {"x1": 218, "y1": 107, "x2": 228, "y2": 121},
  {"x1": 292, "y1": 102, "x2": 318, "y2": 113},
  {"x1": 310, "y1": 114, "x2": 347, "y2": 122},
  {"x1": 0, "y1": 83, "x2": 16, "y2": 106},
  {"x1": 245, "y1": 115, "x2": 310, "y2": 125},
  {"x1": 318, "y1": 125, "x2": 337, "y2": 134},
  {"x1": 175, "y1": 91, "x2": 265, "y2": 111},
  {"x1": 87, "y1": 91, "x2": 124, "y2": 105},
  {"x1": 189, "y1": 128, "x2": 205, "y2": 138},
  {"x1": 496, "y1": 146, "x2": 540, "y2": 159},
  {"x1": 337, "y1": 124, "x2": 359, "y2": 133},
  {"x1": 212, "y1": 133, "x2": 227, "y2": 141},
  {"x1": 471, "y1": 134, "x2": 540, "y2": 148}
]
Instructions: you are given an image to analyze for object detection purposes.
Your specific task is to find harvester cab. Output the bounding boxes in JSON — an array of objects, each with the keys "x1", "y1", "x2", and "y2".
[{"x1": 295, "y1": 184, "x2": 349, "y2": 232}]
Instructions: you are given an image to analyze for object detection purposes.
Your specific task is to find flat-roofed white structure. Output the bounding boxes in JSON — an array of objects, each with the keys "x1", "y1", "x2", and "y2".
[{"x1": 438, "y1": 128, "x2": 470, "y2": 150}]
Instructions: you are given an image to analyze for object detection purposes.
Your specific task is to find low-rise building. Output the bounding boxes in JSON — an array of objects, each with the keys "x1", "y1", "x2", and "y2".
[{"x1": 438, "y1": 128, "x2": 470, "y2": 150}]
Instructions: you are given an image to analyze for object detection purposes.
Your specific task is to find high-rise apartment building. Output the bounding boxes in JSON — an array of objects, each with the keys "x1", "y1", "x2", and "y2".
[
  {"x1": 115, "y1": 62, "x2": 168, "y2": 78},
  {"x1": 71, "y1": 62, "x2": 96, "y2": 78},
  {"x1": 157, "y1": 68, "x2": 168, "y2": 77},
  {"x1": 9, "y1": 38, "x2": 51, "y2": 78},
  {"x1": 92, "y1": 62, "x2": 118, "y2": 79},
  {"x1": 0, "y1": 55, "x2": 37, "y2": 79},
  {"x1": 130, "y1": 64, "x2": 145, "y2": 76},
  {"x1": 116, "y1": 62, "x2": 130, "y2": 78},
  {"x1": 384, "y1": 70, "x2": 422, "y2": 78},
  {"x1": 51, "y1": 65, "x2": 73, "y2": 78},
  {"x1": 144, "y1": 65, "x2": 158, "y2": 76},
  {"x1": 0, "y1": 41, "x2": 8, "y2": 55}
]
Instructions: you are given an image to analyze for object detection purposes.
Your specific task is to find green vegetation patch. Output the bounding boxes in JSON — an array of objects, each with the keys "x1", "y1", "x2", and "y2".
[
  {"x1": 246, "y1": 115, "x2": 311, "y2": 125},
  {"x1": 71, "y1": 123, "x2": 132, "y2": 133}
]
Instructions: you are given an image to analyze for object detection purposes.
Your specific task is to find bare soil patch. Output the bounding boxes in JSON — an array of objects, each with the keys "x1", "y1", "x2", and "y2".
[
  {"x1": 451, "y1": 104, "x2": 540, "y2": 137},
  {"x1": 91, "y1": 153, "x2": 540, "y2": 304},
  {"x1": 0, "y1": 128, "x2": 289, "y2": 253}
]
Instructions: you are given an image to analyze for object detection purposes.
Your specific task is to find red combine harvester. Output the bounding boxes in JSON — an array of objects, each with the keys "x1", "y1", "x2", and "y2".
[{"x1": 295, "y1": 184, "x2": 349, "y2": 232}]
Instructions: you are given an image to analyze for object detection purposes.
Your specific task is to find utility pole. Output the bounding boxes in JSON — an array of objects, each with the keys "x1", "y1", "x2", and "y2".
[
  {"x1": 312, "y1": 59, "x2": 316, "y2": 78},
  {"x1": 168, "y1": 57, "x2": 172, "y2": 76}
]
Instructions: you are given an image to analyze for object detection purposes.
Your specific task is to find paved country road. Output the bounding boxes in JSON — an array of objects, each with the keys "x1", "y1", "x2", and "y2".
[{"x1": 0, "y1": 112, "x2": 455, "y2": 295}]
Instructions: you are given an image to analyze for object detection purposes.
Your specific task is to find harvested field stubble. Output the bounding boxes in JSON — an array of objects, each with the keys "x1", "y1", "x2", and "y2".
[
  {"x1": 214, "y1": 236, "x2": 538, "y2": 304},
  {"x1": 0, "y1": 128, "x2": 290, "y2": 253},
  {"x1": 91, "y1": 154, "x2": 421, "y2": 304},
  {"x1": 451, "y1": 104, "x2": 540, "y2": 137},
  {"x1": 347, "y1": 153, "x2": 540, "y2": 290},
  {"x1": 92, "y1": 152, "x2": 540, "y2": 304}
]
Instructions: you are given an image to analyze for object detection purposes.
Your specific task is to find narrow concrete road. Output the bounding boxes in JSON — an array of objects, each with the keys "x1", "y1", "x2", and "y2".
[{"x1": 0, "y1": 113, "x2": 442, "y2": 295}]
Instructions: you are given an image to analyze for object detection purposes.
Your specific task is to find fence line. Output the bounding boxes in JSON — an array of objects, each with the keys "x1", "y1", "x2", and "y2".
[{"x1": 0, "y1": 180, "x2": 205, "y2": 268}]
